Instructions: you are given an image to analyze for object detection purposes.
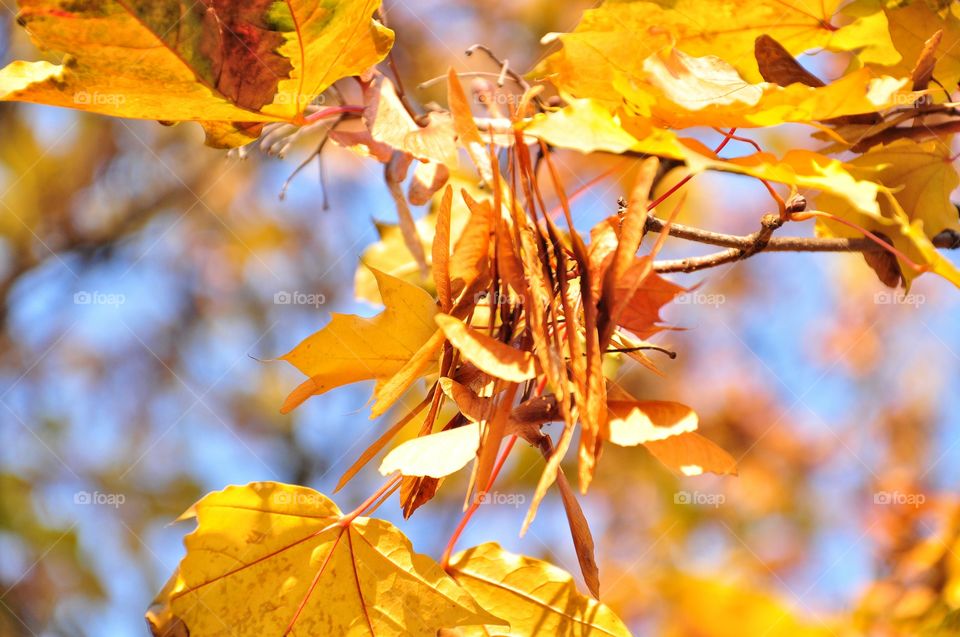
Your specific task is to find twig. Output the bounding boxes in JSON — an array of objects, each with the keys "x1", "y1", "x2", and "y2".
[
  {"x1": 418, "y1": 71, "x2": 514, "y2": 90},
  {"x1": 852, "y1": 119, "x2": 960, "y2": 153},
  {"x1": 646, "y1": 215, "x2": 960, "y2": 251},
  {"x1": 465, "y1": 44, "x2": 532, "y2": 92},
  {"x1": 303, "y1": 105, "x2": 364, "y2": 123},
  {"x1": 376, "y1": 5, "x2": 423, "y2": 124},
  {"x1": 649, "y1": 219, "x2": 960, "y2": 273}
]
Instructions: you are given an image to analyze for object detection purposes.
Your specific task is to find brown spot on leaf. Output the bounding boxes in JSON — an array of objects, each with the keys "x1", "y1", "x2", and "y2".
[{"x1": 197, "y1": 1, "x2": 292, "y2": 110}]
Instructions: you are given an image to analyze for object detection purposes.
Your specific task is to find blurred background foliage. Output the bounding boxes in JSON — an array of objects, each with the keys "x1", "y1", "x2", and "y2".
[{"x1": 1, "y1": 1, "x2": 960, "y2": 636}]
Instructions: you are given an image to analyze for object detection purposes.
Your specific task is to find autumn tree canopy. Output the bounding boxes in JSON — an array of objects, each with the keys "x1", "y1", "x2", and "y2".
[{"x1": 2, "y1": 0, "x2": 960, "y2": 635}]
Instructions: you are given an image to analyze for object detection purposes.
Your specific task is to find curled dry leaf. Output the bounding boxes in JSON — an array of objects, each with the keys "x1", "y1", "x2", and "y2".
[
  {"x1": 401, "y1": 474, "x2": 442, "y2": 519},
  {"x1": 364, "y1": 74, "x2": 458, "y2": 166},
  {"x1": 385, "y1": 151, "x2": 430, "y2": 277},
  {"x1": 910, "y1": 30, "x2": 942, "y2": 92},
  {"x1": 410, "y1": 161, "x2": 452, "y2": 206},
  {"x1": 433, "y1": 186, "x2": 455, "y2": 311},
  {"x1": 862, "y1": 232, "x2": 904, "y2": 288},
  {"x1": 440, "y1": 377, "x2": 491, "y2": 423}
]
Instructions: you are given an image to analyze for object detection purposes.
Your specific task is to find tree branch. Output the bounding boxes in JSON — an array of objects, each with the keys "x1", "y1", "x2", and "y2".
[{"x1": 645, "y1": 214, "x2": 960, "y2": 274}]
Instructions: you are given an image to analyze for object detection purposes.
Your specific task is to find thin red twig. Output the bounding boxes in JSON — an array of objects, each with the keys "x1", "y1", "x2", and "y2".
[
  {"x1": 646, "y1": 128, "x2": 738, "y2": 211},
  {"x1": 304, "y1": 105, "x2": 365, "y2": 123}
]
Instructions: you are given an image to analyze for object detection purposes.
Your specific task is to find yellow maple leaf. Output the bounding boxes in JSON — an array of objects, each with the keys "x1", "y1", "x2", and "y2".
[
  {"x1": 538, "y1": 0, "x2": 899, "y2": 103},
  {"x1": 523, "y1": 99, "x2": 885, "y2": 218},
  {"x1": 280, "y1": 267, "x2": 438, "y2": 413},
  {"x1": 1, "y1": 0, "x2": 393, "y2": 146},
  {"x1": 448, "y1": 542, "x2": 632, "y2": 637},
  {"x1": 167, "y1": 482, "x2": 502, "y2": 636}
]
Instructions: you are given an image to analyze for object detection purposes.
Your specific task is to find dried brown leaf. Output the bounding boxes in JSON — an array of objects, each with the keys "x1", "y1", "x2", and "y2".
[{"x1": 755, "y1": 34, "x2": 825, "y2": 88}]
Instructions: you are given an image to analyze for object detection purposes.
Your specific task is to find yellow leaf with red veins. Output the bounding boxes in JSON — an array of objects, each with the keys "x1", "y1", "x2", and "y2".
[
  {"x1": 448, "y1": 543, "x2": 632, "y2": 637},
  {"x1": 834, "y1": 139, "x2": 958, "y2": 236},
  {"x1": 280, "y1": 268, "x2": 438, "y2": 413},
  {"x1": 684, "y1": 148, "x2": 883, "y2": 216},
  {"x1": 815, "y1": 139, "x2": 960, "y2": 288},
  {"x1": 524, "y1": 99, "x2": 885, "y2": 219},
  {"x1": 1, "y1": 0, "x2": 394, "y2": 147},
  {"x1": 538, "y1": 0, "x2": 898, "y2": 103},
  {"x1": 168, "y1": 483, "x2": 502, "y2": 636}
]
